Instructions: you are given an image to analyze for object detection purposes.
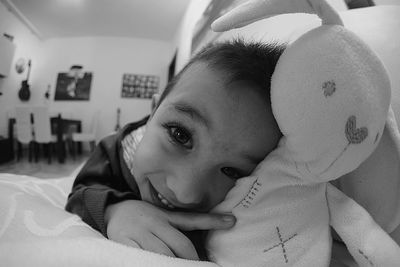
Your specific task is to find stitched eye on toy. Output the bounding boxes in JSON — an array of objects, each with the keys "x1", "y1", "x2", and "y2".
[{"x1": 322, "y1": 80, "x2": 336, "y2": 97}]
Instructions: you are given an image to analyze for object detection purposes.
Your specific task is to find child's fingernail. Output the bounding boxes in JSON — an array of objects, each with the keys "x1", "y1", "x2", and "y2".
[{"x1": 223, "y1": 215, "x2": 235, "y2": 223}]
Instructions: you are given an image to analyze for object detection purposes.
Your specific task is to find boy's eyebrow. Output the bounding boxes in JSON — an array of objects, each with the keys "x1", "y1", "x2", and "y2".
[{"x1": 173, "y1": 102, "x2": 210, "y2": 128}]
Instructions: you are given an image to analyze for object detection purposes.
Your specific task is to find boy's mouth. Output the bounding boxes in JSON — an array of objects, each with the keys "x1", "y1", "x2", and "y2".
[
  {"x1": 156, "y1": 191, "x2": 175, "y2": 209},
  {"x1": 149, "y1": 182, "x2": 175, "y2": 210},
  {"x1": 147, "y1": 179, "x2": 208, "y2": 212}
]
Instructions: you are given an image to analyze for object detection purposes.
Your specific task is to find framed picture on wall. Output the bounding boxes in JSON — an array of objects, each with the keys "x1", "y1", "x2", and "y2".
[
  {"x1": 54, "y1": 72, "x2": 92, "y2": 101},
  {"x1": 121, "y1": 73, "x2": 159, "y2": 99}
]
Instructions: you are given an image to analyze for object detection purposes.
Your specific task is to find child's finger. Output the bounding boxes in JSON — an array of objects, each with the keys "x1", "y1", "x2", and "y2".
[
  {"x1": 168, "y1": 212, "x2": 236, "y2": 231},
  {"x1": 140, "y1": 233, "x2": 176, "y2": 258},
  {"x1": 113, "y1": 236, "x2": 141, "y2": 249},
  {"x1": 152, "y1": 225, "x2": 199, "y2": 260}
]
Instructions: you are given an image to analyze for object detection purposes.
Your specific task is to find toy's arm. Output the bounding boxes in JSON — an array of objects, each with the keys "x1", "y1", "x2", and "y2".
[
  {"x1": 327, "y1": 183, "x2": 400, "y2": 267},
  {"x1": 211, "y1": 0, "x2": 342, "y2": 32}
]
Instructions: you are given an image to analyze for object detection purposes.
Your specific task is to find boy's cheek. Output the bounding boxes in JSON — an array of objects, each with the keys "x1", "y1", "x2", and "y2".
[{"x1": 135, "y1": 136, "x2": 169, "y2": 169}]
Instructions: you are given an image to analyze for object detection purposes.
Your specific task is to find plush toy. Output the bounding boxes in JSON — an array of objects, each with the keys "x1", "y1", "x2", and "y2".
[{"x1": 205, "y1": 0, "x2": 400, "y2": 266}]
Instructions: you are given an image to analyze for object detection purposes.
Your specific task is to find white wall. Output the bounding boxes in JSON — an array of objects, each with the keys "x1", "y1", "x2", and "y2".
[
  {"x1": 38, "y1": 36, "x2": 172, "y2": 139},
  {"x1": 374, "y1": 0, "x2": 400, "y2": 5},
  {"x1": 0, "y1": 1, "x2": 43, "y2": 137},
  {"x1": 171, "y1": 0, "x2": 211, "y2": 73},
  {"x1": 0, "y1": 1, "x2": 174, "y2": 141}
]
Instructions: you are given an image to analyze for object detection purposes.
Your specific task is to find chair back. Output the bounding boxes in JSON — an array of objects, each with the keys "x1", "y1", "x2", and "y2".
[
  {"x1": 32, "y1": 106, "x2": 52, "y2": 143},
  {"x1": 15, "y1": 106, "x2": 33, "y2": 144},
  {"x1": 89, "y1": 111, "x2": 100, "y2": 136}
]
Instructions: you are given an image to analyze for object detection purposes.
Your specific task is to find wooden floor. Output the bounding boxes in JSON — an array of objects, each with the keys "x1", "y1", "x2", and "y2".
[{"x1": 0, "y1": 152, "x2": 89, "y2": 179}]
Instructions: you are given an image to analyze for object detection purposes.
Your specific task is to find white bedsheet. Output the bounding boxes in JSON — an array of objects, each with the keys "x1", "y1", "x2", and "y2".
[{"x1": 0, "y1": 174, "x2": 219, "y2": 267}]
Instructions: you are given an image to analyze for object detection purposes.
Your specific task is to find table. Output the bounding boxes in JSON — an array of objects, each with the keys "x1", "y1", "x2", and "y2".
[
  {"x1": 8, "y1": 114, "x2": 82, "y2": 163},
  {"x1": 51, "y1": 115, "x2": 82, "y2": 163}
]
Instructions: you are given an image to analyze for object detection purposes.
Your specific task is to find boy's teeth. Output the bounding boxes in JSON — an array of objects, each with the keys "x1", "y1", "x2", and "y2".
[{"x1": 157, "y1": 193, "x2": 175, "y2": 209}]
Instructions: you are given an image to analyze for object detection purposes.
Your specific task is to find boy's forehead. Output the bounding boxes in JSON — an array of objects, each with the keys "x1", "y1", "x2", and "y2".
[
  {"x1": 163, "y1": 62, "x2": 266, "y2": 114},
  {"x1": 161, "y1": 64, "x2": 271, "y2": 131},
  {"x1": 165, "y1": 65, "x2": 232, "y2": 110},
  {"x1": 174, "y1": 62, "x2": 227, "y2": 91}
]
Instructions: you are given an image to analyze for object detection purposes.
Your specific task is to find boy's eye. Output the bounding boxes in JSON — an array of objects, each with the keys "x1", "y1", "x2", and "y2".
[
  {"x1": 168, "y1": 126, "x2": 192, "y2": 148},
  {"x1": 221, "y1": 167, "x2": 242, "y2": 180}
]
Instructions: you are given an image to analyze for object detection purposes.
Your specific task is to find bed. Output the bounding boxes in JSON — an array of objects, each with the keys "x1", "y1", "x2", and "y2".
[{"x1": 1, "y1": 5, "x2": 399, "y2": 267}]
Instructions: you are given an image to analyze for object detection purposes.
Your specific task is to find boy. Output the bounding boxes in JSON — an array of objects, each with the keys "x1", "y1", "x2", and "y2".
[{"x1": 65, "y1": 39, "x2": 284, "y2": 261}]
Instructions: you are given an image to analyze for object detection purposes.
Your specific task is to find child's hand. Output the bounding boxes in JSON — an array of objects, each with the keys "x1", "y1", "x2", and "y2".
[{"x1": 105, "y1": 200, "x2": 236, "y2": 260}]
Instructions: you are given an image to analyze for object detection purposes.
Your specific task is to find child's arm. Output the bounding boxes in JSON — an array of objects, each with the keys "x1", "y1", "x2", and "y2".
[
  {"x1": 327, "y1": 183, "x2": 400, "y2": 266},
  {"x1": 65, "y1": 132, "x2": 141, "y2": 236}
]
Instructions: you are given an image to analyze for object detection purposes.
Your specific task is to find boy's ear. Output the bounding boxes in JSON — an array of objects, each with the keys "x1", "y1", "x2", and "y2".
[{"x1": 151, "y1": 93, "x2": 160, "y2": 114}]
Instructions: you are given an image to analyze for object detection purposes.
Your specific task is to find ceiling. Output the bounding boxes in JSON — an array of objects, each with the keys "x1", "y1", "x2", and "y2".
[{"x1": 4, "y1": 0, "x2": 192, "y2": 41}]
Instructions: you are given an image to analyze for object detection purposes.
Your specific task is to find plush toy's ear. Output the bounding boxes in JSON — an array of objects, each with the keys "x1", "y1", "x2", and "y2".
[{"x1": 213, "y1": 0, "x2": 391, "y2": 182}]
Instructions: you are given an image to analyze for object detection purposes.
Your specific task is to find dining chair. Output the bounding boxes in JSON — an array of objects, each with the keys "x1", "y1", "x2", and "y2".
[
  {"x1": 31, "y1": 106, "x2": 57, "y2": 163},
  {"x1": 69, "y1": 111, "x2": 99, "y2": 159},
  {"x1": 15, "y1": 106, "x2": 34, "y2": 161}
]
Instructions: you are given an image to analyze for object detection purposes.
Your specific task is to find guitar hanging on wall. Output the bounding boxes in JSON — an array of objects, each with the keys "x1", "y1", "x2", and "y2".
[{"x1": 18, "y1": 59, "x2": 32, "y2": 101}]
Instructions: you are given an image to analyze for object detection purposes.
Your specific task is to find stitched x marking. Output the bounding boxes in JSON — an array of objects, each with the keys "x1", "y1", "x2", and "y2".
[
  {"x1": 263, "y1": 227, "x2": 297, "y2": 263},
  {"x1": 235, "y1": 178, "x2": 262, "y2": 208}
]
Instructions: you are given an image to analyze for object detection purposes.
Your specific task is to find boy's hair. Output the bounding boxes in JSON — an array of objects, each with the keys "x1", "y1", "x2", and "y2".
[{"x1": 156, "y1": 38, "x2": 285, "y2": 108}]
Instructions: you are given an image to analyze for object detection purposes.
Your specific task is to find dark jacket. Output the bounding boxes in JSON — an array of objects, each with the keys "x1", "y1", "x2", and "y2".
[{"x1": 65, "y1": 116, "x2": 149, "y2": 235}]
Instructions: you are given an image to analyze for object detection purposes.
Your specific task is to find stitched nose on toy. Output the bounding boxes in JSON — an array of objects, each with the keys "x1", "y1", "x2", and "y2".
[{"x1": 345, "y1": 115, "x2": 368, "y2": 144}]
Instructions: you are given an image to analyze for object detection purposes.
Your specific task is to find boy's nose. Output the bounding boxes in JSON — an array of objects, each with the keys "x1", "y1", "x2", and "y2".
[{"x1": 165, "y1": 169, "x2": 209, "y2": 208}]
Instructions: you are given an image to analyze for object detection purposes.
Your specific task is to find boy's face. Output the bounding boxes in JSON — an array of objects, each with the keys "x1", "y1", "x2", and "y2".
[{"x1": 131, "y1": 62, "x2": 280, "y2": 212}]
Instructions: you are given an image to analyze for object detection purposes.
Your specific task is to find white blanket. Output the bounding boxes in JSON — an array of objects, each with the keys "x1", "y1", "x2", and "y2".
[
  {"x1": 0, "y1": 238, "x2": 218, "y2": 267},
  {"x1": 0, "y1": 174, "x2": 218, "y2": 267}
]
